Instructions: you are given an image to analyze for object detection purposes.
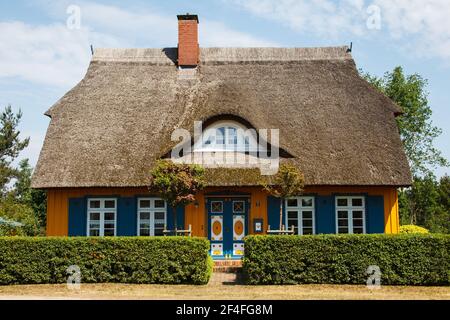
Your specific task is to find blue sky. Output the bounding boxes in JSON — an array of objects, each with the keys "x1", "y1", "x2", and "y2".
[{"x1": 0, "y1": 0, "x2": 449, "y2": 177}]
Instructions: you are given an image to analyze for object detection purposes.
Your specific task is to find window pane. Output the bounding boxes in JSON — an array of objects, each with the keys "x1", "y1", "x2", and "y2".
[
  {"x1": 353, "y1": 227, "x2": 364, "y2": 234},
  {"x1": 228, "y1": 127, "x2": 237, "y2": 145},
  {"x1": 338, "y1": 211, "x2": 348, "y2": 219},
  {"x1": 89, "y1": 223, "x2": 100, "y2": 229},
  {"x1": 338, "y1": 227, "x2": 348, "y2": 234},
  {"x1": 140, "y1": 212, "x2": 150, "y2": 220},
  {"x1": 104, "y1": 212, "x2": 115, "y2": 221},
  {"x1": 104, "y1": 200, "x2": 115, "y2": 209},
  {"x1": 154, "y1": 228, "x2": 164, "y2": 236},
  {"x1": 338, "y1": 219, "x2": 348, "y2": 227},
  {"x1": 303, "y1": 228, "x2": 313, "y2": 235},
  {"x1": 302, "y1": 198, "x2": 313, "y2": 207},
  {"x1": 89, "y1": 229, "x2": 100, "y2": 236},
  {"x1": 353, "y1": 219, "x2": 363, "y2": 227},
  {"x1": 352, "y1": 198, "x2": 363, "y2": 207},
  {"x1": 154, "y1": 200, "x2": 165, "y2": 208},
  {"x1": 287, "y1": 199, "x2": 298, "y2": 207},
  {"x1": 89, "y1": 212, "x2": 100, "y2": 221},
  {"x1": 154, "y1": 212, "x2": 165, "y2": 221},
  {"x1": 337, "y1": 198, "x2": 348, "y2": 207},
  {"x1": 140, "y1": 229, "x2": 150, "y2": 236},
  {"x1": 303, "y1": 211, "x2": 313, "y2": 219},
  {"x1": 104, "y1": 223, "x2": 115, "y2": 229},
  {"x1": 288, "y1": 211, "x2": 297, "y2": 219},
  {"x1": 288, "y1": 220, "x2": 298, "y2": 228},
  {"x1": 302, "y1": 219, "x2": 313, "y2": 227},
  {"x1": 216, "y1": 127, "x2": 225, "y2": 144},
  {"x1": 154, "y1": 223, "x2": 165, "y2": 229},
  {"x1": 353, "y1": 211, "x2": 363, "y2": 219},
  {"x1": 89, "y1": 200, "x2": 101, "y2": 209},
  {"x1": 140, "y1": 223, "x2": 150, "y2": 229},
  {"x1": 211, "y1": 201, "x2": 223, "y2": 213},
  {"x1": 104, "y1": 229, "x2": 114, "y2": 236},
  {"x1": 233, "y1": 201, "x2": 244, "y2": 213},
  {"x1": 140, "y1": 200, "x2": 151, "y2": 208}
]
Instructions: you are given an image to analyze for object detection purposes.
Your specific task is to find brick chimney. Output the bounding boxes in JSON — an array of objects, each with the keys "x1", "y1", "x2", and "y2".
[{"x1": 177, "y1": 14, "x2": 199, "y2": 67}]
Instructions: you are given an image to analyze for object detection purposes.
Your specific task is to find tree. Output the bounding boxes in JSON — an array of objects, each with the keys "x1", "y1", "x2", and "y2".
[
  {"x1": 0, "y1": 106, "x2": 29, "y2": 193},
  {"x1": 0, "y1": 193, "x2": 40, "y2": 236},
  {"x1": 13, "y1": 159, "x2": 47, "y2": 228},
  {"x1": 262, "y1": 163, "x2": 305, "y2": 231},
  {"x1": 398, "y1": 174, "x2": 450, "y2": 233},
  {"x1": 361, "y1": 67, "x2": 448, "y2": 176},
  {"x1": 0, "y1": 105, "x2": 45, "y2": 235},
  {"x1": 148, "y1": 160, "x2": 205, "y2": 233}
]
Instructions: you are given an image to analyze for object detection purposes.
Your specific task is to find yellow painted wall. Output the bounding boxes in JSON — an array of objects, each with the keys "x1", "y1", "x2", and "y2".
[{"x1": 46, "y1": 186, "x2": 400, "y2": 236}]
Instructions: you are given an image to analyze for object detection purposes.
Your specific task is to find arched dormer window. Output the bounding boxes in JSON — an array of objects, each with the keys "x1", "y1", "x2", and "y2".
[{"x1": 194, "y1": 120, "x2": 258, "y2": 152}]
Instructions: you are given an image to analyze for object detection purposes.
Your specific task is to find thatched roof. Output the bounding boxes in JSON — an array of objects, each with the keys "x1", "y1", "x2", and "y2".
[{"x1": 31, "y1": 47, "x2": 411, "y2": 188}]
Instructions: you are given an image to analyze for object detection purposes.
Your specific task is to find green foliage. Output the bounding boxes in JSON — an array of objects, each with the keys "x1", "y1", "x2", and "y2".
[
  {"x1": 0, "y1": 106, "x2": 29, "y2": 193},
  {"x1": 399, "y1": 175, "x2": 450, "y2": 233},
  {"x1": 243, "y1": 234, "x2": 450, "y2": 285},
  {"x1": 0, "y1": 237, "x2": 212, "y2": 285},
  {"x1": 361, "y1": 67, "x2": 448, "y2": 176},
  {"x1": 12, "y1": 159, "x2": 47, "y2": 228},
  {"x1": 261, "y1": 163, "x2": 305, "y2": 229},
  {"x1": 149, "y1": 160, "x2": 205, "y2": 208},
  {"x1": 0, "y1": 106, "x2": 45, "y2": 235},
  {"x1": 0, "y1": 195, "x2": 40, "y2": 236},
  {"x1": 400, "y1": 225, "x2": 429, "y2": 234},
  {"x1": 149, "y1": 160, "x2": 205, "y2": 228}
]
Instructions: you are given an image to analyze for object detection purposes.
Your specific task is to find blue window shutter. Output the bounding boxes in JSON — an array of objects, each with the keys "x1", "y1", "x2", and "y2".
[
  {"x1": 366, "y1": 196, "x2": 385, "y2": 234},
  {"x1": 117, "y1": 197, "x2": 136, "y2": 236},
  {"x1": 68, "y1": 197, "x2": 86, "y2": 236},
  {"x1": 167, "y1": 205, "x2": 185, "y2": 230},
  {"x1": 267, "y1": 196, "x2": 284, "y2": 230},
  {"x1": 316, "y1": 196, "x2": 335, "y2": 234}
]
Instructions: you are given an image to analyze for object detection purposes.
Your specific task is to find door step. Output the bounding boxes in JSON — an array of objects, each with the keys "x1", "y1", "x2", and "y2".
[
  {"x1": 213, "y1": 260, "x2": 242, "y2": 273},
  {"x1": 210, "y1": 261, "x2": 245, "y2": 285}
]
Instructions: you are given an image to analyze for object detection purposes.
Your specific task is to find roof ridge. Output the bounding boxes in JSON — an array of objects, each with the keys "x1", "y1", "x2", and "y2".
[{"x1": 92, "y1": 46, "x2": 352, "y2": 64}]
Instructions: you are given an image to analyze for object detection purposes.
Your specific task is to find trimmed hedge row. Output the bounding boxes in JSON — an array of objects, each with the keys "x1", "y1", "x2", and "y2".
[
  {"x1": 0, "y1": 237, "x2": 213, "y2": 285},
  {"x1": 243, "y1": 234, "x2": 450, "y2": 285}
]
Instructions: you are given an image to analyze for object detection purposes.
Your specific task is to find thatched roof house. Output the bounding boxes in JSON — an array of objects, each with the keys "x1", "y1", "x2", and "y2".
[
  {"x1": 32, "y1": 45, "x2": 410, "y2": 188},
  {"x1": 32, "y1": 15, "x2": 410, "y2": 256}
]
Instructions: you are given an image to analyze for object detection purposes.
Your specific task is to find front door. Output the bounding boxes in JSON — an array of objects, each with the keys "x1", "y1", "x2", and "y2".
[{"x1": 208, "y1": 197, "x2": 248, "y2": 259}]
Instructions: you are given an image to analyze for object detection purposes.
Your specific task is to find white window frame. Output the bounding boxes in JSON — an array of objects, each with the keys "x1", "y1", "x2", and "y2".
[
  {"x1": 86, "y1": 198, "x2": 117, "y2": 237},
  {"x1": 285, "y1": 197, "x2": 316, "y2": 235},
  {"x1": 193, "y1": 120, "x2": 259, "y2": 152},
  {"x1": 335, "y1": 196, "x2": 366, "y2": 234},
  {"x1": 137, "y1": 198, "x2": 167, "y2": 236}
]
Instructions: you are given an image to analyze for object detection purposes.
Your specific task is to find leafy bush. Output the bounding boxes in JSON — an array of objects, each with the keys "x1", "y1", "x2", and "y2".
[
  {"x1": 400, "y1": 225, "x2": 429, "y2": 234},
  {"x1": 0, "y1": 237, "x2": 212, "y2": 285},
  {"x1": 0, "y1": 195, "x2": 40, "y2": 236},
  {"x1": 243, "y1": 234, "x2": 450, "y2": 285}
]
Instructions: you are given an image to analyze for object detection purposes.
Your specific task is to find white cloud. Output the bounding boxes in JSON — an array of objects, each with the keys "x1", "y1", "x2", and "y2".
[
  {"x1": 78, "y1": 1, "x2": 277, "y2": 47},
  {"x1": 0, "y1": 1, "x2": 276, "y2": 88},
  {"x1": 230, "y1": 0, "x2": 450, "y2": 61},
  {"x1": 0, "y1": 21, "x2": 122, "y2": 87},
  {"x1": 229, "y1": 0, "x2": 368, "y2": 38},
  {"x1": 374, "y1": 0, "x2": 450, "y2": 61}
]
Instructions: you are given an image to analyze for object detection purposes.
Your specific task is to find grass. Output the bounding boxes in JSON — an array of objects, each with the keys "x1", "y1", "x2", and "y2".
[{"x1": 0, "y1": 283, "x2": 449, "y2": 300}]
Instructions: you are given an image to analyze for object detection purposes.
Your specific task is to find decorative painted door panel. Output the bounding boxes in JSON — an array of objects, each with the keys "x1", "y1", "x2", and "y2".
[{"x1": 207, "y1": 197, "x2": 249, "y2": 258}]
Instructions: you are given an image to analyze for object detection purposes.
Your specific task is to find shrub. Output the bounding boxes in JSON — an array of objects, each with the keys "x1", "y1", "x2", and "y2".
[
  {"x1": 0, "y1": 198, "x2": 40, "y2": 236},
  {"x1": 0, "y1": 237, "x2": 211, "y2": 285},
  {"x1": 400, "y1": 225, "x2": 429, "y2": 234},
  {"x1": 243, "y1": 234, "x2": 450, "y2": 285}
]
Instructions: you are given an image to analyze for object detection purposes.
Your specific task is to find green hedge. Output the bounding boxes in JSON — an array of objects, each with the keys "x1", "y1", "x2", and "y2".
[
  {"x1": 0, "y1": 237, "x2": 212, "y2": 285},
  {"x1": 243, "y1": 234, "x2": 450, "y2": 285}
]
